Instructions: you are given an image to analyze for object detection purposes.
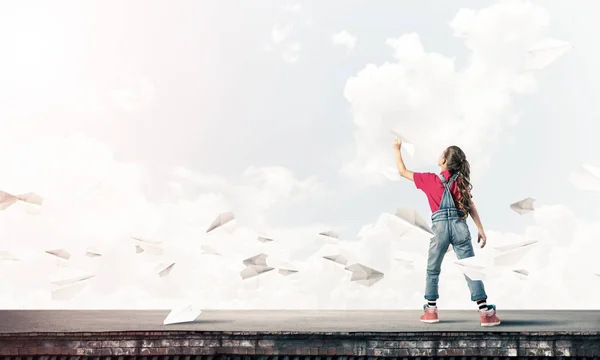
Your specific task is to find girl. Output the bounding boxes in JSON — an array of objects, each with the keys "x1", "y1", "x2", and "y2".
[{"x1": 392, "y1": 137, "x2": 501, "y2": 327}]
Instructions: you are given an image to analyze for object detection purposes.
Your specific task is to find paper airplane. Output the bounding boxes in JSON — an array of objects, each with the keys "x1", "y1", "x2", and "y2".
[
  {"x1": 524, "y1": 38, "x2": 572, "y2": 71},
  {"x1": 0, "y1": 251, "x2": 19, "y2": 261},
  {"x1": 51, "y1": 280, "x2": 90, "y2": 301},
  {"x1": 163, "y1": 303, "x2": 202, "y2": 325},
  {"x1": 345, "y1": 263, "x2": 384, "y2": 287},
  {"x1": 569, "y1": 164, "x2": 600, "y2": 192},
  {"x1": 45, "y1": 249, "x2": 71, "y2": 261},
  {"x1": 323, "y1": 254, "x2": 349, "y2": 266},
  {"x1": 131, "y1": 238, "x2": 163, "y2": 255},
  {"x1": 0, "y1": 190, "x2": 44, "y2": 211},
  {"x1": 493, "y1": 243, "x2": 537, "y2": 267},
  {"x1": 394, "y1": 207, "x2": 434, "y2": 236},
  {"x1": 206, "y1": 211, "x2": 235, "y2": 233},
  {"x1": 453, "y1": 257, "x2": 487, "y2": 281},
  {"x1": 510, "y1": 198, "x2": 535, "y2": 215},
  {"x1": 243, "y1": 253, "x2": 268, "y2": 267},
  {"x1": 156, "y1": 262, "x2": 176, "y2": 277},
  {"x1": 278, "y1": 268, "x2": 299, "y2": 276},
  {"x1": 389, "y1": 129, "x2": 415, "y2": 156},
  {"x1": 318, "y1": 230, "x2": 339, "y2": 240},
  {"x1": 513, "y1": 268, "x2": 529, "y2": 280},
  {"x1": 200, "y1": 244, "x2": 221, "y2": 255},
  {"x1": 85, "y1": 248, "x2": 102, "y2": 258},
  {"x1": 492, "y1": 239, "x2": 538, "y2": 253},
  {"x1": 240, "y1": 265, "x2": 274, "y2": 280},
  {"x1": 50, "y1": 274, "x2": 95, "y2": 287},
  {"x1": 257, "y1": 236, "x2": 274, "y2": 243}
]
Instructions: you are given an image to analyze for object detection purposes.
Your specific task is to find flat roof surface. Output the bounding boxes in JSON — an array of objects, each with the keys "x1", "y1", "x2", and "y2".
[{"x1": 0, "y1": 310, "x2": 598, "y2": 333}]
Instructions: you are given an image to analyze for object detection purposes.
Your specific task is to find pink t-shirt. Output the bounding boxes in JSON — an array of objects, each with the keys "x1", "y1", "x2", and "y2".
[{"x1": 413, "y1": 170, "x2": 471, "y2": 213}]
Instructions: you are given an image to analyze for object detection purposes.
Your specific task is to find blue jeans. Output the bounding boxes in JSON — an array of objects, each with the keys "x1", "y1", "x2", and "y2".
[{"x1": 424, "y1": 211, "x2": 487, "y2": 301}]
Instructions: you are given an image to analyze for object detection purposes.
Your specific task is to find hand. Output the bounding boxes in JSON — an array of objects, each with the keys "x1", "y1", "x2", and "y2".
[
  {"x1": 392, "y1": 137, "x2": 402, "y2": 152},
  {"x1": 477, "y1": 228, "x2": 487, "y2": 248}
]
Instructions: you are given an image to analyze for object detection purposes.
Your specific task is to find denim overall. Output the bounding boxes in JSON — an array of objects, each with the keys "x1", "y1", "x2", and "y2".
[{"x1": 424, "y1": 173, "x2": 487, "y2": 302}]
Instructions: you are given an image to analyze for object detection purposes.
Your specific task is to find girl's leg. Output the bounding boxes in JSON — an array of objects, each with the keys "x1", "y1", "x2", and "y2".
[
  {"x1": 450, "y1": 227, "x2": 488, "y2": 303},
  {"x1": 424, "y1": 222, "x2": 451, "y2": 301}
]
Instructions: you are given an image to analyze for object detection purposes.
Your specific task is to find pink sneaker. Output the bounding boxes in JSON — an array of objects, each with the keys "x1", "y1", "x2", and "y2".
[
  {"x1": 479, "y1": 304, "x2": 501, "y2": 327},
  {"x1": 420, "y1": 304, "x2": 439, "y2": 323}
]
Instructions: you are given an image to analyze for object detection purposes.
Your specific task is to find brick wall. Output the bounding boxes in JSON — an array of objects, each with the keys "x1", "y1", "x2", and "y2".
[{"x1": 0, "y1": 331, "x2": 598, "y2": 358}]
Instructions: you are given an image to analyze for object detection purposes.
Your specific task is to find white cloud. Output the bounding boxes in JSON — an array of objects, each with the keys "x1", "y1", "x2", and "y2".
[
  {"x1": 271, "y1": 24, "x2": 294, "y2": 44},
  {"x1": 109, "y1": 76, "x2": 156, "y2": 113},
  {"x1": 342, "y1": 0, "x2": 553, "y2": 184},
  {"x1": 284, "y1": 3, "x2": 302, "y2": 13},
  {"x1": 331, "y1": 30, "x2": 357, "y2": 50},
  {"x1": 282, "y1": 42, "x2": 303, "y2": 63}
]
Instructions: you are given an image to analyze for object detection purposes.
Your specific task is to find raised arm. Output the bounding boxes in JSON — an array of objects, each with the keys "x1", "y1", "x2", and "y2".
[{"x1": 393, "y1": 138, "x2": 414, "y2": 181}]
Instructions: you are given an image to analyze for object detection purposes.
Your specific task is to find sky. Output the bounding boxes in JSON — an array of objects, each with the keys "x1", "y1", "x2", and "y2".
[{"x1": 0, "y1": 0, "x2": 599, "y2": 312}]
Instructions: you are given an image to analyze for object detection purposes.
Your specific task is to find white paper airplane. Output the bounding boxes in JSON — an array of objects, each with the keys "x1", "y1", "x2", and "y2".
[
  {"x1": 0, "y1": 251, "x2": 19, "y2": 261},
  {"x1": 45, "y1": 249, "x2": 71, "y2": 261},
  {"x1": 394, "y1": 207, "x2": 434, "y2": 236},
  {"x1": 0, "y1": 190, "x2": 44, "y2": 211},
  {"x1": 389, "y1": 129, "x2": 416, "y2": 156},
  {"x1": 130, "y1": 236, "x2": 162, "y2": 245},
  {"x1": 257, "y1": 236, "x2": 274, "y2": 243},
  {"x1": 493, "y1": 243, "x2": 537, "y2": 267},
  {"x1": 200, "y1": 244, "x2": 221, "y2": 255},
  {"x1": 50, "y1": 274, "x2": 95, "y2": 287},
  {"x1": 240, "y1": 265, "x2": 274, "y2": 280},
  {"x1": 243, "y1": 253, "x2": 268, "y2": 267},
  {"x1": 492, "y1": 239, "x2": 538, "y2": 253},
  {"x1": 319, "y1": 230, "x2": 340, "y2": 239},
  {"x1": 569, "y1": 164, "x2": 600, "y2": 192},
  {"x1": 453, "y1": 257, "x2": 488, "y2": 281},
  {"x1": 163, "y1": 303, "x2": 202, "y2": 325},
  {"x1": 524, "y1": 38, "x2": 572, "y2": 71},
  {"x1": 513, "y1": 268, "x2": 529, "y2": 280},
  {"x1": 131, "y1": 238, "x2": 164, "y2": 255},
  {"x1": 85, "y1": 248, "x2": 102, "y2": 258},
  {"x1": 156, "y1": 262, "x2": 176, "y2": 277},
  {"x1": 51, "y1": 280, "x2": 90, "y2": 301},
  {"x1": 510, "y1": 198, "x2": 535, "y2": 215},
  {"x1": 345, "y1": 263, "x2": 384, "y2": 287},
  {"x1": 206, "y1": 212, "x2": 235, "y2": 233}
]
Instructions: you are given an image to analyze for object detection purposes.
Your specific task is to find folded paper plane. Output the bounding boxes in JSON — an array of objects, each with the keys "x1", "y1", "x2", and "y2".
[
  {"x1": 394, "y1": 207, "x2": 434, "y2": 236},
  {"x1": 163, "y1": 303, "x2": 202, "y2": 325},
  {"x1": 345, "y1": 263, "x2": 384, "y2": 287},
  {"x1": 524, "y1": 38, "x2": 573, "y2": 71},
  {"x1": 569, "y1": 164, "x2": 600, "y2": 192},
  {"x1": 45, "y1": 249, "x2": 71, "y2": 261},
  {"x1": 0, "y1": 190, "x2": 44, "y2": 211},
  {"x1": 200, "y1": 244, "x2": 221, "y2": 255},
  {"x1": 240, "y1": 265, "x2": 274, "y2": 280},
  {"x1": 453, "y1": 257, "x2": 487, "y2": 281},
  {"x1": 243, "y1": 253, "x2": 268, "y2": 267},
  {"x1": 510, "y1": 198, "x2": 535, "y2": 215},
  {"x1": 389, "y1": 129, "x2": 416, "y2": 156},
  {"x1": 206, "y1": 212, "x2": 235, "y2": 233},
  {"x1": 156, "y1": 262, "x2": 176, "y2": 277},
  {"x1": 0, "y1": 251, "x2": 19, "y2": 261}
]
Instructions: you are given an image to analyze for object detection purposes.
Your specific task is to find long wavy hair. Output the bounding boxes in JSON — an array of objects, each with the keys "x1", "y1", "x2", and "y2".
[{"x1": 443, "y1": 145, "x2": 472, "y2": 219}]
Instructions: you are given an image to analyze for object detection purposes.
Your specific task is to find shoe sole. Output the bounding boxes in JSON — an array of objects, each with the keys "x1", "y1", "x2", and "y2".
[
  {"x1": 481, "y1": 321, "x2": 501, "y2": 327},
  {"x1": 420, "y1": 319, "x2": 440, "y2": 323}
]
